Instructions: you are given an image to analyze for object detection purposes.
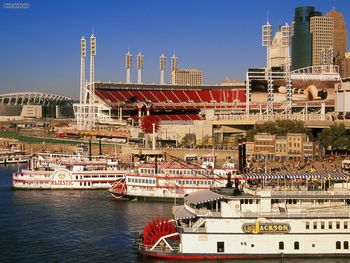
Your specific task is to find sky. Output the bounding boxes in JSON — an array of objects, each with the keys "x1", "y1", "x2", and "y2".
[{"x1": 0, "y1": 0, "x2": 349, "y2": 99}]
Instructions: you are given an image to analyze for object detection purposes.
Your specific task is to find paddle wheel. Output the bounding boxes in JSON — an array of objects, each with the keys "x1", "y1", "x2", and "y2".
[
  {"x1": 143, "y1": 217, "x2": 179, "y2": 247},
  {"x1": 109, "y1": 177, "x2": 127, "y2": 199}
]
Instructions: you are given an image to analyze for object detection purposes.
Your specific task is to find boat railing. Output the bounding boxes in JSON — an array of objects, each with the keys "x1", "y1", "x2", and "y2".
[
  {"x1": 271, "y1": 190, "x2": 350, "y2": 197},
  {"x1": 136, "y1": 241, "x2": 180, "y2": 253},
  {"x1": 243, "y1": 207, "x2": 350, "y2": 218}
]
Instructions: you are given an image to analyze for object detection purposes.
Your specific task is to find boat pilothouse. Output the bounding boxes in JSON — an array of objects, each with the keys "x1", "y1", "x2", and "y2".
[{"x1": 136, "y1": 173, "x2": 350, "y2": 259}]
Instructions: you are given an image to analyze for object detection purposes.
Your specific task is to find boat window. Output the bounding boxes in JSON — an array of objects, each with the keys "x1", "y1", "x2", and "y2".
[
  {"x1": 306, "y1": 222, "x2": 310, "y2": 230},
  {"x1": 329, "y1": 222, "x2": 333, "y2": 229},
  {"x1": 279, "y1": 242, "x2": 284, "y2": 250},
  {"x1": 344, "y1": 241, "x2": 349, "y2": 250},
  {"x1": 336, "y1": 221, "x2": 340, "y2": 229},
  {"x1": 344, "y1": 222, "x2": 348, "y2": 229},
  {"x1": 321, "y1": 222, "x2": 325, "y2": 229},
  {"x1": 294, "y1": 241, "x2": 299, "y2": 250},
  {"x1": 217, "y1": 242, "x2": 224, "y2": 253},
  {"x1": 336, "y1": 241, "x2": 341, "y2": 250},
  {"x1": 313, "y1": 222, "x2": 317, "y2": 229}
]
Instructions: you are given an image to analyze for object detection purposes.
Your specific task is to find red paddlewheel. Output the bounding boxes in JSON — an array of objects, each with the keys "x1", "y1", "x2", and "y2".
[
  {"x1": 139, "y1": 115, "x2": 160, "y2": 134},
  {"x1": 110, "y1": 178, "x2": 127, "y2": 198},
  {"x1": 143, "y1": 217, "x2": 179, "y2": 246}
]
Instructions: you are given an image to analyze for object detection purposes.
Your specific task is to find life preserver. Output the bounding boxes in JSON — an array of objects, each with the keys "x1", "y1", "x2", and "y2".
[{"x1": 235, "y1": 204, "x2": 239, "y2": 209}]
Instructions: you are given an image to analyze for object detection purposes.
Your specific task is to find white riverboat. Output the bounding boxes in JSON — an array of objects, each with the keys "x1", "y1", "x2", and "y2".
[
  {"x1": 12, "y1": 154, "x2": 131, "y2": 189},
  {"x1": 136, "y1": 172, "x2": 350, "y2": 259},
  {"x1": 0, "y1": 144, "x2": 31, "y2": 165},
  {"x1": 108, "y1": 154, "x2": 239, "y2": 201}
]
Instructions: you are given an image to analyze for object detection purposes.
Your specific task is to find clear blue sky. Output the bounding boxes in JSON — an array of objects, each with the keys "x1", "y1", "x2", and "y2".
[{"x1": 1, "y1": 0, "x2": 349, "y2": 99}]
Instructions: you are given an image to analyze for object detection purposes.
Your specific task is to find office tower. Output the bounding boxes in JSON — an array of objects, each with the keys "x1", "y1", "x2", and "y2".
[
  {"x1": 327, "y1": 9, "x2": 350, "y2": 78},
  {"x1": 310, "y1": 16, "x2": 334, "y2": 65},
  {"x1": 170, "y1": 69, "x2": 203, "y2": 86},
  {"x1": 291, "y1": 6, "x2": 321, "y2": 70}
]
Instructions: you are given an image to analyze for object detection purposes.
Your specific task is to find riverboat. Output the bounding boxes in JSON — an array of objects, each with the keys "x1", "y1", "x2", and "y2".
[
  {"x1": 0, "y1": 144, "x2": 31, "y2": 165},
  {"x1": 108, "y1": 154, "x2": 239, "y2": 201},
  {"x1": 12, "y1": 154, "x2": 131, "y2": 189},
  {"x1": 136, "y1": 171, "x2": 350, "y2": 259}
]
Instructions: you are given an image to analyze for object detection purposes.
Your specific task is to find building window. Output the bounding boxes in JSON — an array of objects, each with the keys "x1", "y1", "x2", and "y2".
[
  {"x1": 313, "y1": 222, "x2": 317, "y2": 229},
  {"x1": 336, "y1": 221, "x2": 341, "y2": 229},
  {"x1": 294, "y1": 241, "x2": 299, "y2": 250},
  {"x1": 279, "y1": 242, "x2": 284, "y2": 250},
  {"x1": 344, "y1": 222, "x2": 348, "y2": 229},
  {"x1": 336, "y1": 241, "x2": 341, "y2": 250},
  {"x1": 217, "y1": 242, "x2": 224, "y2": 253},
  {"x1": 329, "y1": 222, "x2": 333, "y2": 229},
  {"x1": 344, "y1": 241, "x2": 349, "y2": 250},
  {"x1": 306, "y1": 222, "x2": 310, "y2": 229},
  {"x1": 321, "y1": 222, "x2": 325, "y2": 229}
]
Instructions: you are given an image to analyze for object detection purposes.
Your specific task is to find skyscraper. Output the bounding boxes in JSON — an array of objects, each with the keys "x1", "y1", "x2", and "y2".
[
  {"x1": 326, "y1": 9, "x2": 347, "y2": 59},
  {"x1": 291, "y1": 6, "x2": 322, "y2": 70},
  {"x1": 326, "y1": 8, "x2": 350, "y2": 78},
  {"x1": 310, "y1": 16, "x2": 334, "y2": 66}
]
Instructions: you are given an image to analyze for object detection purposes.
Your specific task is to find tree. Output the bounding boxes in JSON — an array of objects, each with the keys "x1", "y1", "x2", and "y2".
[
  {"x1": 246, "y1": 120, "x2": 309, "y2": 141},
  {"x1": 318, "y1": 123, "x2": 349, "y2": 154},
  {"x1": 181, "y1": 133, "x2": 196, "y2": 147}
]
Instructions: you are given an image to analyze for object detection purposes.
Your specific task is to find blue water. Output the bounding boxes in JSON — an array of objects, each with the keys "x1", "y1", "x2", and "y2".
[{"x1": 1, "y1": 166, "x2": 349, "y2": 263}]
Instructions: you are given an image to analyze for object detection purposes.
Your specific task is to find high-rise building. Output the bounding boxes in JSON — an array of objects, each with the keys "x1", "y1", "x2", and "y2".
[
  {"x1": 326, "y1": 9, "x2": 350, "y2": 78},
  {"x1": 326, "y1": 9, "x2": 347, "y2": 59},
  {"x1": 291, "y1": 6, "x2": 321, "y2": 70},
  {"x1": 270, "y1": 27, "x2": 290, "y2": 68},
  {"x1": 310, "y1": 16, "x2": 334, "y2": 66},
  {"x1": 170, "y1": 69, "x2": 203, "y2": 86}
]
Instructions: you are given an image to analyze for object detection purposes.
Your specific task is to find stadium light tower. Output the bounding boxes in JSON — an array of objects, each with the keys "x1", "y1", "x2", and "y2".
[
  {"x1": 125, "y1": 51, "x2": 132, "y2": 84},
  {"x1": 88, "y1": 34, "x2": 96, "y2": 130},
  {"x1": 171, "y1": 53, "x2": 178, "y2": 71},
  {"x1": 262, "y1": 21, "x2": 273, "y2": 117},
  {"x1": 76, "y1": 36, "x2": 87, "y2": 130},
  {"x1": 281, "y1": 23, "x2": 292, "y2": 115},
  {"x1": 160, "y1": 54, "x2": 166, "y2": 84},
  {"x1": 80, "y1": 36, "x2": 86, "y2": 105},
  {"x1": 137, "y1": 52, "x2": 144, "y2": 84}
]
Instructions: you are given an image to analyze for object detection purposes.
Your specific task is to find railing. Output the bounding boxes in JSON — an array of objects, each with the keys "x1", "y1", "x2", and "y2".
[{"x1": 216, "y1": 113, "x2": 331, "y2": 121}]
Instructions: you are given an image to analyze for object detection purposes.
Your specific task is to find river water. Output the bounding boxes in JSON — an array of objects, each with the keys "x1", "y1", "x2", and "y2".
[{"x1": 0, "y1": 166, "x2": 349, "y2": 263}]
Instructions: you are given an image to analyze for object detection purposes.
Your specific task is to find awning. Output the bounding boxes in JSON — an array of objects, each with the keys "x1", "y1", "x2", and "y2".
[
  {"x1": 243, "y1": 172, "x2": 348, "y2": 181},
  {"x1": 172, "y1": 206, "x2": 196, "y2": 220},
  {"x1": 184, "y1": 189, "x2": 224, "y2": 205}
]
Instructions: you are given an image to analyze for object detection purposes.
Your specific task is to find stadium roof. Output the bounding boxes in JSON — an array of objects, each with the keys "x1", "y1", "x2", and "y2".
[{"x1": 0, "y1": 92, "x2": 73, "y2": 106}]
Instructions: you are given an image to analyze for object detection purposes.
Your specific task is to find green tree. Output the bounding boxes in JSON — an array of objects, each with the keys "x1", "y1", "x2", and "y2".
[
  {"x1": 318, "y1": 123, "x2": 349, "y2": 154},
  {"x1": 246, "y1": 120, "x2": 309, "y2": 141},
  {"x1": 181, "y1": 133, "x2": 196, "y2": 147}
]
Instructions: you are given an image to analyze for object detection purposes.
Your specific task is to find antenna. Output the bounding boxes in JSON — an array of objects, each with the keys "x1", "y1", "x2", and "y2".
[{"x1": 92, "y1": 24, "x2": 95, "y2": 35}]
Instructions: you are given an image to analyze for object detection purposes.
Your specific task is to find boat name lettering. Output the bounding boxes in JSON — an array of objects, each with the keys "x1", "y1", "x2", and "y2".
[
  {"x1": 242, "y1": 221, "x2": 291, "y2": 234},
  {"x1": 52, "y1": 180, "x2": 73, "y2": 186}
]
